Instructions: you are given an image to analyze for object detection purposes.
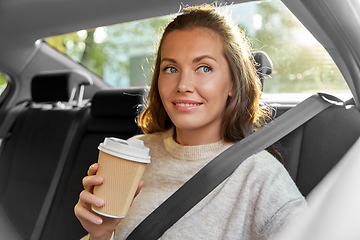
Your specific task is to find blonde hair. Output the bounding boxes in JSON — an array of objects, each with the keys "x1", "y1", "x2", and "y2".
[{"x1": 138, "y1": 4, "x2": 281, "y2": 160}]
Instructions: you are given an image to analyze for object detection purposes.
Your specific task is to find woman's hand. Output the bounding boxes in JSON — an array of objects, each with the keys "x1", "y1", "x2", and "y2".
[{"x1": 74, "y1": 163, "x2": 144, "y2": 240}]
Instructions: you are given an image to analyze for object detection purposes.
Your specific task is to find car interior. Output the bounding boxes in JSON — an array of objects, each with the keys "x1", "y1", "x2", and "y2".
[{"x1": 1, "y1": 0, "x2": 360, "y2": 239}]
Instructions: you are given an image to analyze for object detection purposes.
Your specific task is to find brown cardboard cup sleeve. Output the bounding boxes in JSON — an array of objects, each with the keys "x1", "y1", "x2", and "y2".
[{"x1": 92, "y1": 137, "x2": 151, "y2": 218}]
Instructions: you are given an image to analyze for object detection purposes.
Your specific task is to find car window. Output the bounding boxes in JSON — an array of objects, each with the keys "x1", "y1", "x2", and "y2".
[
  {"x1": 46, "y1": 0, "x2": 350, "y2": 100},
  {"x1": 47, "y1": 15, "x2": 173, "y2": 88},
  {"x1": 0, "y1": 72, "x2": 8, "y2": 96}
]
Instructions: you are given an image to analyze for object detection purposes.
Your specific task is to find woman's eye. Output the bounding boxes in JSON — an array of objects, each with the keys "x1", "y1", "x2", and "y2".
[
  {"x1": 164, "y1": 67, "x2": 178, "y2": 73},
  {"x1": 198, "y1": 66, "x2": 212, "y2": 73}
]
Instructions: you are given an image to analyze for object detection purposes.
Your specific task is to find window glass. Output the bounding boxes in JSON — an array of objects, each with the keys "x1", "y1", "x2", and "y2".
[
  {"x1": 0, "y1": 72, "x2": 8, "y2": 95},
  {"x1": 46, "y1": 0, "x2": 350, "y2": 99},
  {"x1": 228, "y1": 0, "x2": 350, "y2": 100},
  {"x1": 47, "y1": 15, "x2": 173, "y2": 87}
]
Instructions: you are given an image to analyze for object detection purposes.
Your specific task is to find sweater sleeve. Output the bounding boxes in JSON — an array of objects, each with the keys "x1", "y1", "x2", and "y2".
[
  {"x1": 260, "y1": 197, "x2": 307, "y2": 240},
  {"x1": 249, "y1": 151, "x2": 308, "y2": 240}
]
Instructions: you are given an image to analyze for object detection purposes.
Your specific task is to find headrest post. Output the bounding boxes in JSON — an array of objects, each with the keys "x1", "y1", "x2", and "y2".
[
  {"x1": 77, "y1": 85, "x2": 85, "y2": 107},
  {"x1": 69, "y1": 87, "x2": 76, "y2": 102}
]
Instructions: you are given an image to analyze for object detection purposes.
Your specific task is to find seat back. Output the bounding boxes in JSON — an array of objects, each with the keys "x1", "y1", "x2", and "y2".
[
  {"x1": 280, "y1": 103, "x2": 360, "y2": 197},
  {"x1": 0, "y1": 70, "x2": 92, "y2": 239},
  {"x1": 253, "y1": 52, "x2": 360, "y2": 197},
  {"x1": 40, "y1": 87, "x2": 146, "y2": 240}
]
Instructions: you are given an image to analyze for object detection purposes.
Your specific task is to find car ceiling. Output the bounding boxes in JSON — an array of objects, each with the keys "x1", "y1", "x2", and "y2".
[
  {"x1": 0, "y1": 0, "x2": 249, "y2": 76},
  {"x1": 0, "y1": 0, "x2": 360, "y2": 105}
]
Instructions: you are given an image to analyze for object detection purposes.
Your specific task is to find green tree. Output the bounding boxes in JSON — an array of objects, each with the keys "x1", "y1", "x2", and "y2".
[
  {"x1": 47, "y1": 15, "x2": 173, "y2": 87},
  {"x1": 0, "y1": 73, "x2": 7, "y2": 94},
  {"x1": 250, "y1": 1, "x2": 346, "y2": 93}
]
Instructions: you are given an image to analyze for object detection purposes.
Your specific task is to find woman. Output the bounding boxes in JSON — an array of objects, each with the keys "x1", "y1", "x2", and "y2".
[{"x1": 75, "y1": 4, "x2": 307, "y2": 240}]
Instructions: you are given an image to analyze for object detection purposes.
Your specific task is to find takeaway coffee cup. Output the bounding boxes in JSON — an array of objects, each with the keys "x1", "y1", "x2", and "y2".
[{"x1": 92, "y1": 137, "x2": 151, "y2": 218}]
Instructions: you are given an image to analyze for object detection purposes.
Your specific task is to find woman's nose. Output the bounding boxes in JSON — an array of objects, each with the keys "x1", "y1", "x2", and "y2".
[{"x1": 177, "y1": 71, "x2": 194, "y2": 93}]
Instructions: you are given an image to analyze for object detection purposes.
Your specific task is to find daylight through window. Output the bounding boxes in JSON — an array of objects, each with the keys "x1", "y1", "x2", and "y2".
[{"x1": 46, "y1": 0, "x2": 350, "y2": 99}]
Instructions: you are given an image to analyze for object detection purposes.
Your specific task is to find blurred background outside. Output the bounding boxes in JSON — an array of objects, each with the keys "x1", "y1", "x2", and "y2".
[{"x1": 45, "y1": 0, "x2": 349, "y2": 99}]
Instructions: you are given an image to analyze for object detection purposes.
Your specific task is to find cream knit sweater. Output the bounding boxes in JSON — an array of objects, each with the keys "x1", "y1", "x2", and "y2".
[
  {"x1": 113, "y1": 128, "x2": 307, "y2": 239},
  {"x1": 84, "y1": 127, "x2": 307, "y2": 239}
]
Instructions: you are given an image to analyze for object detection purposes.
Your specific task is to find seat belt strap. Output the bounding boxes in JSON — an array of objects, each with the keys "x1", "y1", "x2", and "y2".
[{"x1": 127, "y1": 93, "x2": 340, "y2": 240}]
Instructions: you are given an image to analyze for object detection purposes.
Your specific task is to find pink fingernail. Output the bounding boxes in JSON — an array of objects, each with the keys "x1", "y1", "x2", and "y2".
[
  {"x1": 94, "y1": 218, "x2": 103, "y2": 225},
  {"x1": 95, "y1": 198, "x2": 105, "y2": 207}
]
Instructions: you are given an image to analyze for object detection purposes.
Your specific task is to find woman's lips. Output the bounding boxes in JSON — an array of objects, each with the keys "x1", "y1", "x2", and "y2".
[{"x1": 172, "y1": 100, "x2": 203, "y2": 112}]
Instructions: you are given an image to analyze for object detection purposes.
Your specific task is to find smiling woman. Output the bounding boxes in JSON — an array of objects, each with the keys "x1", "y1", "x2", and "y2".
[
  {"x1": 1, "y1": 0, "x2": 360, "y2": 239},
  {"x1": 74, "y1": 4, "x2": 307, "y2": 240}
]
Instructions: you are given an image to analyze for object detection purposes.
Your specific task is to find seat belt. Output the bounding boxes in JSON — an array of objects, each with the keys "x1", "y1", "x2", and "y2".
[{"x1": 127, "y1": 93, "x2": 342, "y2": 240}]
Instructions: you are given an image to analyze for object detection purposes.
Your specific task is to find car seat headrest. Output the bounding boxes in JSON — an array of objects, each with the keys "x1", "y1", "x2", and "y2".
[
  {"x1": 31, "y1": 69, "x2": 93, "y2": 105},
  {"x1": 91, "y1": 87, "x2": 147, "y2": 117},
  {"x1": 252, "y1": 51, "x2": 273, "y2": 91}
]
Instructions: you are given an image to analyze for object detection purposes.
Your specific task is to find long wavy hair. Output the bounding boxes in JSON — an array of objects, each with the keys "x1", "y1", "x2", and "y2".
[{"x1": 138, "y1": 4, "x2": 281, "y2": 161}]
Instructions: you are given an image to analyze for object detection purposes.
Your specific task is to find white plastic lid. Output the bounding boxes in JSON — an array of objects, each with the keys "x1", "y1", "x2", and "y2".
[{"x1": 98, "y1": 137, "x2": 151, "y2": 163}]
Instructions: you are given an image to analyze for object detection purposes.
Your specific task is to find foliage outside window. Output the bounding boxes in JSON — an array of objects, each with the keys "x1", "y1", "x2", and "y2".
[
  {"x1": 47, "y1": 16, "x2": 172, "y2": 87},
  {"x1": 244, "y1": 1, "x2": 348, "y2": 97},
  {"x1": 0, "y1": 72, "x2": 8, "y2": 95},
  {"x1": 46, "y1": 0, "x2": 350, "y2": 98}
]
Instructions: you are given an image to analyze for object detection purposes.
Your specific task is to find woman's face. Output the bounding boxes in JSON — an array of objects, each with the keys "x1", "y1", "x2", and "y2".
[{"x1": 158, "y1": 28, "x2": 233, "y2": 143}]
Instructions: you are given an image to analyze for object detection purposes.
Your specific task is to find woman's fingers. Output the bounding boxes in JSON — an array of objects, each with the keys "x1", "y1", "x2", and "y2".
[
  {"x1": 75, "y1": 190, "x2": 105, "y2": 225},
  {"x1": 83, "y1": 175, "x2": 104, "y2": 192},
  {"x1": 135, "y1": 179, "x2": 144, "y2": 198},
  {"x1": 80, "y1": 189, "x2": 105, "y2": 208},
  {"x1": 77, "y1": 164, "x2": 144, "y2": 226},
  {"x1": 75, "y1": 199, "x2": 104, "y2": 225},
  {"x1": 75, "y1": 163, "x2": 124, "y2": 237},
  {"x1": 88, "y1": 163, "x2": 99, "y2": 176}
]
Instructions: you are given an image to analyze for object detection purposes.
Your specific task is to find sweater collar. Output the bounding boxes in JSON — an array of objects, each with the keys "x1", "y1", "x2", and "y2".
[{"x1": 163, "y1": 127, "x2": 234, "y2": 161}]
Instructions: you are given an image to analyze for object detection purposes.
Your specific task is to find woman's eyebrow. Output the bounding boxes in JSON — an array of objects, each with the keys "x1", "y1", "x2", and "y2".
[
  {"x1": 193, "y1": 55, "x2": 217, "y2": 63},
  {"x1": 161, "y1": 58, "x2": 177, "y2": 64},
  {"x1": 161, "y1": 55, "x2": 217, "y2": 64}
]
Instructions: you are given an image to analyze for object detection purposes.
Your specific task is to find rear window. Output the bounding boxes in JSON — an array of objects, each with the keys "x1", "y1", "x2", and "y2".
[
  {"x1": 46, "y1": 15, "x2": 172, "y2": 88},
  {"x1": 46, "y1": 0, "x2": 350, "y2": 100},
  {"x1": 0, "y1": 72, "x2": 8, "y2": 96}
]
